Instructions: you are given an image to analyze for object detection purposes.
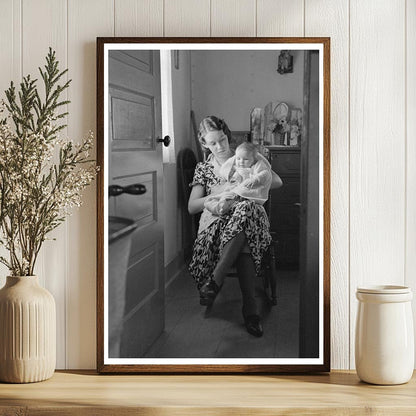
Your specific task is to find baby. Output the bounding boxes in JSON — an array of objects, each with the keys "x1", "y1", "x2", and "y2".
[{"x1": 204, "y1": 142, "x2": 273, "y2": 216}]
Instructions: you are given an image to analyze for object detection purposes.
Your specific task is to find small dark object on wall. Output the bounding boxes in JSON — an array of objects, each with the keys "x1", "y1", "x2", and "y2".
[{"x1": 277, "y1": 50, "x2": 293, "y2": 74}]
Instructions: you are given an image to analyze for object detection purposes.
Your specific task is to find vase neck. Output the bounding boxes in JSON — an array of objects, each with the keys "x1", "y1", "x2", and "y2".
[{"x1": 5, "y1": 275, "x2": 39, "y2": 288}]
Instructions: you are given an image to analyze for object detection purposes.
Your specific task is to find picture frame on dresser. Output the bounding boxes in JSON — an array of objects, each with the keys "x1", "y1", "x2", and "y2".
[{"x1": 96, "y1": 37, "x2": 330, "y2": 373}]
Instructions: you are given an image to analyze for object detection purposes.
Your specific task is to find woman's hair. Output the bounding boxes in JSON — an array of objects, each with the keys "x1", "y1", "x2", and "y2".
[{"x1": 198, "y1": 116, "x2": 232, "y2": 154}]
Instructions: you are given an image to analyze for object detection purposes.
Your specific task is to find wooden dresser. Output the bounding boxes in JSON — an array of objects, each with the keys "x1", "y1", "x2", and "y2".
[{"x1": 267, "y1": 146, "x2": 301, "y2": 268}]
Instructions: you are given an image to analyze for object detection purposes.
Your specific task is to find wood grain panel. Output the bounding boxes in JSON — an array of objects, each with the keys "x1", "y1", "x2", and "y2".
[
  {"x1": 22, "y1": 0, "x2": 67, "y2": 369},
  {"x1": 109, "y1": 87, "x2": 155, "y2": 150},
  {"x1": 67, "y1": 0, "x2": 113, "y2": 369},
  {"x1": 406, "y1": 0, "x2": 416, "y2": 366},
  {"x1": 115, "y1": 0, "x2": 163, "y2": 36},
  {"x1": 349, "y1": 0, "x2": 406, "y2": 369},
  {"x1": 211, "y1": 0, "x2": 256, "y2": 37},
  {"x1": 2, "y1": 371, "x2": 416, "y2": 413},
  {"x1": 110, "y1": 50, "x2": 153, "y2": 73},
  {"x1": 305, "y1": 0, "x2": 350, "y2": 369},
  {"x1": 124, "y1": 244, "x2": 159, "y2": 318},
  {"x1": 164, "y1": 0, "x2": 210, "y2": 36},
  {"x1": 0, "y1": 0, "x2": 21, "y2": 289},
  {"x1": 257, "y1": 0, "x2": 304, "y2": 37}
]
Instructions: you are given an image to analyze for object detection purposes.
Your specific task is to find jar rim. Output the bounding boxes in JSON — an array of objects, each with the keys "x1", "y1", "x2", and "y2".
[{"x1": 357, "y1": 285, "x2": 411, "y2": 294}]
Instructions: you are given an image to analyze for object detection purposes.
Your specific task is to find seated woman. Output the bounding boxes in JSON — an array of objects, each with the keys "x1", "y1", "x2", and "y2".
[{"x1": 188, "y1": 116, "x2": 283, "y2": 337}]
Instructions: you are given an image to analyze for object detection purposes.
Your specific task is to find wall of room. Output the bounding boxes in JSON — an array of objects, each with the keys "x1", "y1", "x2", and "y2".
[
  {"x1": 0, "y1": 0, "x2": 414, "y2": 370},
  {"x1": 191, "y1": 49, "x2": 304, "y2": 132}
]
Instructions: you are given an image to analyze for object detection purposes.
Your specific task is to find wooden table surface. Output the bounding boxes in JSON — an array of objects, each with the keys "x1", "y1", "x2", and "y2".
[{"x1": 0, "y1": 370, "x2": 415, "y2": 415}]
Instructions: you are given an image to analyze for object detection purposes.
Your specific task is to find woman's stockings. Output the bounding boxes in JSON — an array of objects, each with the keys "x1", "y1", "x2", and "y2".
[
  {"x1": 236, "y1": 253, "x2": 263, "y2": 336},
  {"x1": 235, "y1": 252, "x2": 258, "y2": 318},
  {"x1": 212, "y1": 231, "x2": 246, "y2": 287},
  {"x1": 212, "y1": 230, "x2": 259, "y2": 317},
  {"x1": 209, "y1": 231, "x2": 262, "y2": 336}
]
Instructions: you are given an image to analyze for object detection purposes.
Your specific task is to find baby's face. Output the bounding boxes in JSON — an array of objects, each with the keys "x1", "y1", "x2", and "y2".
[{"x1": 235, "y1": 149, "x2": 255, "y2": 168}]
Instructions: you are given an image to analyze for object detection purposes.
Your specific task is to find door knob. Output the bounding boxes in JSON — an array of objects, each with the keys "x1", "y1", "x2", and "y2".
[{"x1": 157, "y1": 135, "x2": 171, "y2": 147}]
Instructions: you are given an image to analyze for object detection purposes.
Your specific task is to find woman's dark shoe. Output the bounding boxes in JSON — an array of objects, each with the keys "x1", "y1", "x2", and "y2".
[
  {"x1": 199, "y1": 280, "x2": 221, "y2": 306},
  {"x1": 244, "y1": 315, "x2": 263, "y2": 337}
]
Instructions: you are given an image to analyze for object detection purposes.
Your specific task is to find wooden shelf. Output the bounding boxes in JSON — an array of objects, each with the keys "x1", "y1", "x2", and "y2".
[{"x1": 0, "y1": 371, "x2": 415, "y2": 414}]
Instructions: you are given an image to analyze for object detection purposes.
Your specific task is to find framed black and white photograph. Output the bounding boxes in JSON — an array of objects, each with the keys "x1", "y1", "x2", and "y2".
[{"x1": 96, "y1": 37, "x2": 330, "y2": 373}]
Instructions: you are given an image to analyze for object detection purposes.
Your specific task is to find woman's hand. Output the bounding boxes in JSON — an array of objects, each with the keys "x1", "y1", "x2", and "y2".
[
  {"x1": 221, "y1": 192, "x2": 237, "y2": 200},
  {"x1": 204, "y1": 195, "x2": 221, "y2": 215}
]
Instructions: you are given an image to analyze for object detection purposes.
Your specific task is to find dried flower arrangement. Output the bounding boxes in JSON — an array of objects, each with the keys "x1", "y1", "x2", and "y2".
[{"x1": 0, "y1": 48, "x2": 97, "y2": 276}]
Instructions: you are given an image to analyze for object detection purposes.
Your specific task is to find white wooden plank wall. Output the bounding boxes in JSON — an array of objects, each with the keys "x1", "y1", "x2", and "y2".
[
  {"x1": 305, "y1": 0, "x2": 350, "y2": 371},
  {"x1": 66, "y1": 0, "x2": 114, "y2": 370},
  {"x1": 349, "y1": 0, "x2": 406, "y2": 368},
  {"x1": 0, "y1": 0, "x2": 21, "y2": 280},
  {"x1": 257, "y1": 0, "x2": 304, "y2": 37},
  {"x1": 211, "y1": 0, "x2": 256, "y2": 37},
  {"x1": 0, "y1": 0, "x2": 414, "y2": 369},
  {"x1": 406, "y1": 0, "x2": 416, "y2": 366},
  {"x1": 164, "y1": 0, "x2": 210, "y2": 37},
  {"x1": 115, "y1": 0, "x2": 163, "y2": 37},
  {"x1": 22, "y1": 0, "x2": 68, "y2": 369}
]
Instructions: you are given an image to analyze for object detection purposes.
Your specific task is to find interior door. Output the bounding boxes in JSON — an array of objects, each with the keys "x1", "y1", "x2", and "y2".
[{"x1": 109, "y1": 50, "x2": 165, "y2": 358}]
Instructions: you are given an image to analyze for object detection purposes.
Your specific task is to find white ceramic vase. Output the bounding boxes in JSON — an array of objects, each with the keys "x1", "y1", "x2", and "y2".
[
  {"x1": 355, "y1": 285, "x2": 414, "y2": 385},
  {"x1": 0, "y1": 276, "x2": 56, "y2": 383}
]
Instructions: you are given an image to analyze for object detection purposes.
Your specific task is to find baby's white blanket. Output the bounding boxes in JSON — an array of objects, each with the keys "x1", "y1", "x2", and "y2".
[{"x1": 219, "y1": 153, "x2": 272, "y2": 203}]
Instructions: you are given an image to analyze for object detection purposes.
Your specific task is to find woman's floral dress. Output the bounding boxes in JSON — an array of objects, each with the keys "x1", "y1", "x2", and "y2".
[{"x1": 188, "y1": 158, "x2": 272, "y2": 289}]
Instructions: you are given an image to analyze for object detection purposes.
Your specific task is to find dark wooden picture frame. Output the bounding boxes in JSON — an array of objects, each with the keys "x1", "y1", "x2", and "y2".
[{"x1": 97, "y1": 37, "x2": 330, "y2": 373}]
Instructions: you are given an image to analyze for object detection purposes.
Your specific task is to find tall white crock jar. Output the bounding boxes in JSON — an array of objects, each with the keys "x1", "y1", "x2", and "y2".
[{"x1": 355, "y1": 285, "x2": 414, "y2": 385}]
